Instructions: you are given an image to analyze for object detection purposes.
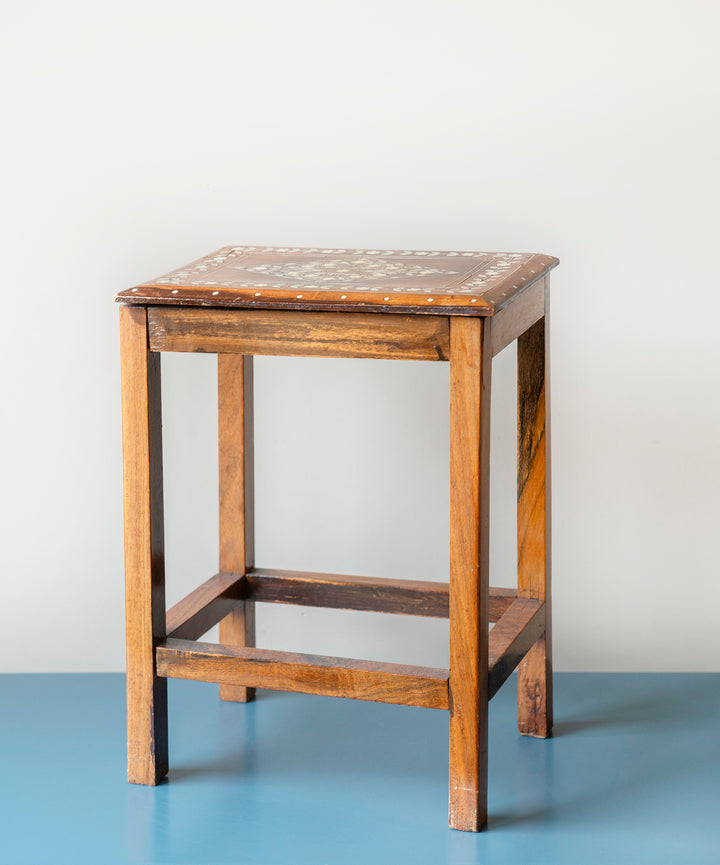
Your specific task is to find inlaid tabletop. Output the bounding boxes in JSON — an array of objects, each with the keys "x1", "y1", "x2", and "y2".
[{"x1": 116, "y1": 246, "x2": 558, "y2": 315}]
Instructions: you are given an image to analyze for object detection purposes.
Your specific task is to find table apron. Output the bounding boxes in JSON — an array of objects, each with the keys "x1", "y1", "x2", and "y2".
[{"x1": 146, "y1": 307, "x2": 451, "y2": 361}]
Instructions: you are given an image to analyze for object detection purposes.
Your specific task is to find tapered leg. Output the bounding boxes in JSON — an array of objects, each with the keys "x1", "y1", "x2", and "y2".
[
  {"x1": 448, "y1": 316, "x2": 492, "y2": 832},
  {"x1": 120, "y1": 305, "x2": 168, "y2": 785},
  {"x1": 218, "y1": 354, "x2": 256, "y2": 702},
  {"x1": 517, "y1": 307, "x2": 553, "y2": 737}
]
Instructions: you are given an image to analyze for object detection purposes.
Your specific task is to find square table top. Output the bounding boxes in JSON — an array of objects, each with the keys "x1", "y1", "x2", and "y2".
[{"x1": 115, "y1": 246, "x2": 558, "y2": 316}]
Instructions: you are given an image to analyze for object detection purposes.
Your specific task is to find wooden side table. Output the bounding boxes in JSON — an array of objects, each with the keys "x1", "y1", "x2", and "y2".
[{"x1": 116, "y1": 245, "x2": 557, "y2": 832}]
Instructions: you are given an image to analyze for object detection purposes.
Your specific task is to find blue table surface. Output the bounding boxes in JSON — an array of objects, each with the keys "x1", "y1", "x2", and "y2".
[{"x1": 0, "y1": 673, "x2": 718, "y2": 865}]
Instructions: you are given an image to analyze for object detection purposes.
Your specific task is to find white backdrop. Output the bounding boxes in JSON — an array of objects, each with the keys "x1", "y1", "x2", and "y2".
[{"x1": 1, "y1": 1, "x2": 718, "y2": 672}]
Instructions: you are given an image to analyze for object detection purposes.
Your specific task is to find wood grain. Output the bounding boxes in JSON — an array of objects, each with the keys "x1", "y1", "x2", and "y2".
[
  {"x1": 245, "y1": 568, "x2": 515, "y2": 621},
  {"x1": 481, "y1": 265, "x2": 554, "y2": 311},
  {"x1": 115, "y1": 245, "x2": 558, "y2": 315},
  {"x1": 490, "y1": 277, "x2": 545, "y2": 357},
  {"x1": 147, "y1": 308, "x2": 451, "y2": 361},
  {"x1": 517, "y1": 300, "x2": 553, "y2": 737},
  {"x1": 448, "y1": 315, "x2": 492, "y2": 832},
  {"x1": 157, "y1": 639, "x2": 449, "y2": 710},
  {"x1": 166, "y1": 572, "x2": 246, "y2": 641},
  {"x1": 119, "y1": 305, "x2": 168, "y2": 785},
  {"x1": 488, "y1": 599, "x2": 545, "y2": 699},
  {"x1": 218, "y1": 354, "x2": 256, "y2": 702}
]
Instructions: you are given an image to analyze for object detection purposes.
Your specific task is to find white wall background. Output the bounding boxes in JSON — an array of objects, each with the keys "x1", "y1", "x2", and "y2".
[{"x1": 1, "y1": 1, "x2": 718, "y2": 673}]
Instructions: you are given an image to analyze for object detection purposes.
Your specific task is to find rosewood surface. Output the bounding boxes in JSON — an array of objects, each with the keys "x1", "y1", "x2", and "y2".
[
  {"x1": 118, "y1": 243, "x2": 556, "y2": 834},
  {"x1": 120, "y1": 306, "x2": 168, "y2": 785},
  {"x1": 517, "y1": 312, "x2": 553, "y2": 738},
  {"x1": 217, "y1": 353, "x2": 256, "y2": 703},
  {"x1": 116, "y1": 245, "x2": 557, "y2": 316},
  {"x1": 157, "y1": 639, "x2": 449, "y2": 710},
  {"x1": 147, "y1": 307, "x2": 450, "y2": 361},
  {"x1": 447, "y1": 315, "x2": 492, "y2": 831}
]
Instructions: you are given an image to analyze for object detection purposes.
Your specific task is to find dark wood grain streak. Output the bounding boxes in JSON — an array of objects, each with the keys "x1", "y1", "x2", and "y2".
[
  {"x1": 119, "y1": 305, "x2": 168, "y2": 785},
  {"x1": 217, "y1": 354, "x2": 256, "y2": 702},
  {"x1": 156, "y1": 639, "x2": 450, "y2": 710},
  {"x1": 517, "y1": 300, "x2": 553, "y2": 738},
  {"x1": 245, "y1": 568, "x2": 515, "y2": 621},
  {"x1": 147, "y1": 308, "x2": 451, "y2": 361},
  {"x1": 448, "y1": 315, "x2": 491, "y2": 832},
  {"x1": 488, "y1": 599, "x2": 545, "y2": 699},
  {"x1": 166, "y1": 572, "x2": 245, "y2": 641}
]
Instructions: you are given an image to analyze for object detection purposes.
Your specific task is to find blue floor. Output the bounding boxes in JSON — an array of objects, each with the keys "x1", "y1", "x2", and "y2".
[{"x1": 0, "y1": 674, "x2": 718, "y2": 865}]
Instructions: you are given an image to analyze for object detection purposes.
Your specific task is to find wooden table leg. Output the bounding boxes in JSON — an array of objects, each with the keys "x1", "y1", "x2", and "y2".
[
  {"x1": 448, "y1": 316, "x2": 492, "y2": 831},
  {"x1": 218, "y1": 354, "x2": 256, "y2": 702},
  {"x1": 517, "y1": 309, "x2": 553, "y2": 738},
  {"x1": 120, "y1": 305, "x2": 169, "y2": 785}
]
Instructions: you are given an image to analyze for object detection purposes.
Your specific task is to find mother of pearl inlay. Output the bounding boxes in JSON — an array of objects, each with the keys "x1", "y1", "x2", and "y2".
[{"x1": 240, "y1": 257, "x2": 460, "y2": 283}]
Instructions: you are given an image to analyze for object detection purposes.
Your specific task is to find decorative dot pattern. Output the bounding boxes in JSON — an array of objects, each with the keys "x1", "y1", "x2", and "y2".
[
  {"x1": 244, "y1": 258, "x2": 459, "y2": 284},
  {"x1": 116, "y1": 245, "x2": 558, "y2": 313}
]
